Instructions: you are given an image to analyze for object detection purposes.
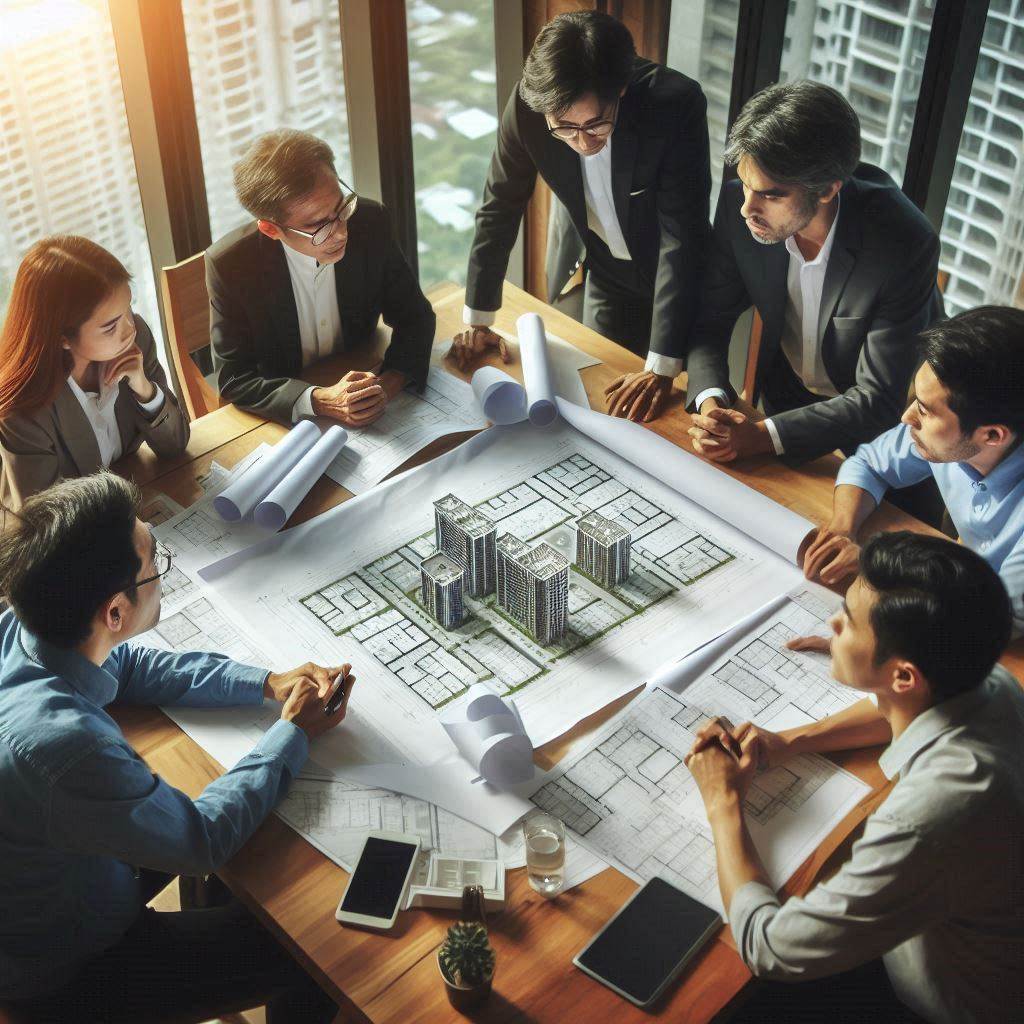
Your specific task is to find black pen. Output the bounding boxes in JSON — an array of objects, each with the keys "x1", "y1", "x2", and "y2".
[{"x1": 323, "y1": 673, "x2": 350, "y2": 715}]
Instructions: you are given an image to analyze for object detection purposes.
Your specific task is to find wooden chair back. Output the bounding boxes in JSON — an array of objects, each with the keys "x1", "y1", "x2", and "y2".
[{"x1": 160, "y1": 252, "x2": 221, "y2": 420}]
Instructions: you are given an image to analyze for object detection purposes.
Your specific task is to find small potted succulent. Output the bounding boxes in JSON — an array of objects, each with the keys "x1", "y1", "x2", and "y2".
[{"x1": 437, "y1": 913, "x2": 496, "y2": 1010}]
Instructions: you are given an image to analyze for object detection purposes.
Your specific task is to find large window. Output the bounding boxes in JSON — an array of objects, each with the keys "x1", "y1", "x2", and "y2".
[
  {"x1": 0, "y1": 0, "x2": 161, "y2": 346},
  {"x1": 940, "y1": 2, "x2": 1024, "y2": 314},
  {"x1": 406, "y1": 0, "x2": 498, "y2": 289},
  {"x1": 181, "y1": 0, "x2": 351, "y2": 241},
  {"x1": 780, "y1": 0, "x2": 934, "y2": 184},
  {"x1": 666, "y1": 0, "x2": 741, "y2": 209}
]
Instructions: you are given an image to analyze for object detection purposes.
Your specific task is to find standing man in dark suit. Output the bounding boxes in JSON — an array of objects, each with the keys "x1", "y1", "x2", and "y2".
[
  {"x1": 449, "y1": 11, "x2": 711, "y2": 423},
  {"x1": 207, "y1": 129, "x2": 436, "y2": 425},
  {"x1": 686, "y1": 81, "x2": 943, "y2": 464}
]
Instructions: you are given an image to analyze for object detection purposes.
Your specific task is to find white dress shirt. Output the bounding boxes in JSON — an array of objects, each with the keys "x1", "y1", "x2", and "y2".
[
  {"x1": 729, "y1": 666, "x2": 1024, "y2": 1024},
  {"x1": 283, "y1": 242, "x2": 343, "y2": 422},
  {"x1": 694, "y1": 198, "x2": 841, "y2": 453},
  {"x1": 67, "y1": 375, "x2": 165, "y2": 467}
]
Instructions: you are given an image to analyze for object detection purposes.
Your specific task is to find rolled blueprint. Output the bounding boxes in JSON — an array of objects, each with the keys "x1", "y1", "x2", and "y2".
[
  {"x1": 254, "y1": 425, "x2": 349, "y2": 531},
  {"x1": 516, "y1": 312, "x2": 557, "y2": 427},
  {"x1": 471, "y1": 365, "x2": 528, "y2": 425},
  {"x1": 213, "y1": 418, "x2": 319, "y2": 521},
  {"x1": 438, "y1": 684, "x2": 535, "y2": 787}
]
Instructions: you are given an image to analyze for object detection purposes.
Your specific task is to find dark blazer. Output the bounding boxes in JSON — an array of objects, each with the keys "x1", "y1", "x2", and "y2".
[
  {"x1": 685, "y1": 164, "x2": 943, "y2": 461},
  {"x1": 466, "y1": 58, "x2": 711, "y2": 362},
  {"x1": 207, "y1": 200, "x2": 436, "y2": 423},
  {"x1": 0, "y1": 316, "x2": 189, "y2": 510}
]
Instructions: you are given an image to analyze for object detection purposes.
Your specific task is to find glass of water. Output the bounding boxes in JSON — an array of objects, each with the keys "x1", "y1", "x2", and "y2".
[{"x1": 523, "y1": 810, "x2": 565, "y2": 898}]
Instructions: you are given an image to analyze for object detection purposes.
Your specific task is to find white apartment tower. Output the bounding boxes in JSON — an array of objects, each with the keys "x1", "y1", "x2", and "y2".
[
  {"x1": 180, "y1": 0, "x2": 350, "y2": 238},
  {"x1": 420, "y1": 552, "x2": 466, "y2": 630},
  {"x1": 778, "y1": 0, "x2": 1024, "y2": 314},
  {"x1": 433, "y1": 494, "x2": 496, "y2": 597},
  {"x1": 496, "y1": 535, "x2": 569, "y2": 646},
  {"x1": 576, "y1": 511, "x2": 632, "y2": 588}
]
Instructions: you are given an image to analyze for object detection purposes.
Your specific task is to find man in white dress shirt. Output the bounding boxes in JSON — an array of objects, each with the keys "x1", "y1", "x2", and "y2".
[
  {"x1": 207, "y1": 130, "x2": 435, "y2": 425},
  {"x1": 686, "y1": 82, "x2": 942, "y2": 464},
  {"x1": 686, "y1": 531, "x2": 1023, "y2": 1024},
  {"x1": 450, "y1": 11, "x2": 711, "y2": 423}
]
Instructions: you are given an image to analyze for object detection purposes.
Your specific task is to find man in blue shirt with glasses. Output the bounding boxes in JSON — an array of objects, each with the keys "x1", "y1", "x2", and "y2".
[
  {"x1": 801, "y1": 306, "x2": 1024, "y2": 635},
  {"x1": 0, "y1": 472, "x2": 352, "y2": 1022}
]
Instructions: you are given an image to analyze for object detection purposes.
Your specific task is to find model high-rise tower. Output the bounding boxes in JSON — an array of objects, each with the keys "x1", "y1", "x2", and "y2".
[
  {"x1": 496, "y1": 535, "x2": 568, "y2": 646},
  {"x1": 420, "y1": 552, "x2": 466, "y2": 630},
  {"x1": 576, "y1": 511, "x2": 631, "y2": 588},
  {"x1": 433, "y1": 494, "x2": 496, "y2": 596}
]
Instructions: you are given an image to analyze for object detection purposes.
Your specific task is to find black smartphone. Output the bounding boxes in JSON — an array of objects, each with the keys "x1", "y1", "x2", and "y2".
[{"x1": 573, "y1": 877, "x2": 722, "y2": 1007}]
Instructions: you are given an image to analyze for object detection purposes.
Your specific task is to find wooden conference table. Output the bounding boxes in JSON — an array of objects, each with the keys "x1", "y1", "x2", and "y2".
[{"x1": 112, "y1": 283, "x2": 1024, "y2": 1023}]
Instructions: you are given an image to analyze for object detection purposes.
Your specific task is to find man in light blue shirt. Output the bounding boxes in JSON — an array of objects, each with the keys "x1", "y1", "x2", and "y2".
[
  {"x1": 801, "y1": 306, "x2": 1024, "y2": 633},
  {"x1": 0, "y1": 473, "x2": 354, "y2": 1022},
  {"x1": 686, "y1": 533, "x2": 1023, "y2": 1024}
]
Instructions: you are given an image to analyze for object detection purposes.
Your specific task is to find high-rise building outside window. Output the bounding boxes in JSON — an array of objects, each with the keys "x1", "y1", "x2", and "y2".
[
  {"x1": 0, "y1": 0, "x2": 162, "y2": 355},
  {"x1": 940, "y1": 1, "x2": 1024, "y2": 314},
  {"x1": 181, "y1": 0, "x2": 351, "y2": 241},
  {"x1": 780, "y1": 0, "x2": 935, "y2": 185},
  {"x1": 666, "y1": 0, "x2": 741, "y2": 211},
  {"x1": 406, "y1": 0, "x2": 499, "y2": 289}
]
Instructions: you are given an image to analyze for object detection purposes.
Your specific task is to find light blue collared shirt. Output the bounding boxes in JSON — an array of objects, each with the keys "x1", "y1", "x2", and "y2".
[
  {"x1": 0, "y1": 610, "x2": 307, "y2": 1000},
  {"x1": 836, "y1": 422, "x2": 1024, "y2": 632}
]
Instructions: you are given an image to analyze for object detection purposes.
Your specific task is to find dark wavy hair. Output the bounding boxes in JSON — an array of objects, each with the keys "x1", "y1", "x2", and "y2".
[{"x1": 520, "y1": 11, "x2": 635, "y2": 116}]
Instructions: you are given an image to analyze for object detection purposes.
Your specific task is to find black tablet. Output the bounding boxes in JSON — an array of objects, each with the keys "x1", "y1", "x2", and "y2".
[{"x1": 573, "y1": 877, "x2": 722, "y2": 1008}]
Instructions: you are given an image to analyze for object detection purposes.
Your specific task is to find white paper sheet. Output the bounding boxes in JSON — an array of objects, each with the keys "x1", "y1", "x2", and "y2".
[
  {"x1": 255, "y1": 425, "x2": 349, "y2": 530},
  {"x1": 214, "y1": 419, "x2": 321, "y2": 521},
  {"x1": 140, "y1": 492, "x2": 184, "y2": 527},
  {"x1": 530, "y1": 684, "x2": 870, "y2": 915},
  {"x1": 439, "y1": 684, "x2": 535, "y2": 787},
  {"x1": 556, "y1": 399, "x2": 815, "y2": 564},
  {"x1": 325, "y1": 367, "x2": 487, "y2": 493},
  {"x1": 471, "y1": 365, "x2": 528, "y2": 424},
  {"x1": 197, "y1": 414, "x2": 805, "y2": 772},
  {"x1": 516, "y1": 313, "x2": 557, "y2": 426}
]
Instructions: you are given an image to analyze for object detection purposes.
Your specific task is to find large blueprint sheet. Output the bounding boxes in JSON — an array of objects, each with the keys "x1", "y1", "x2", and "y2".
[
  {"x1": 198, "y1": 410, "x2": 810, "y2": 780},
  {"x1": 531, "y1": 589, "x2": 870, "y2": 913}
]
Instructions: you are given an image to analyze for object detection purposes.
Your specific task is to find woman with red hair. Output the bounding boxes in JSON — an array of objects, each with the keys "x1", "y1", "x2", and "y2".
[{"x1": 0, "y1": 236, "x2": 188, "y2": 509}]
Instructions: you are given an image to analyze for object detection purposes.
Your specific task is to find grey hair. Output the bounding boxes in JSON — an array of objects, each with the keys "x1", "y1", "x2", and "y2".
[
  {"x1": 233, "y1": 129, "x2": 337, "y2": 222},
  {"x1": 725, "y1": 81, "x2": 861, "y2": 198}
]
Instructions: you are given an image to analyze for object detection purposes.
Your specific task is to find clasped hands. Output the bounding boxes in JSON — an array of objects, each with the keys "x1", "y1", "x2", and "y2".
[
  {"x1": 311, "y1": 369, "x2": 404, "y2": 427},
  {"x1": 688, "y1": 398, "x2": 773, "y2": 462}
]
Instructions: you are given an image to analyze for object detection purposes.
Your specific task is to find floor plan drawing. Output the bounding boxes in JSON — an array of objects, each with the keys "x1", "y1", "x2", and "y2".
[
  {"x1": 140, "y1": 595, "x2": 272, "y2": 669},
  {"x1": 301, "y1": 452, "x2": 735, "y2": 710},
  {"x1": 199, "y1": 416, "x2": 806, "y2": 758},
  {"x1": 531, "y1": 685, "x2": 868, "y2": 910},
  {"x1": 325, "y1": 368, "x2": 487, "y2": 494},
  {"x1": 683, "y1": 588, "x2": 859, "y2": 731}
]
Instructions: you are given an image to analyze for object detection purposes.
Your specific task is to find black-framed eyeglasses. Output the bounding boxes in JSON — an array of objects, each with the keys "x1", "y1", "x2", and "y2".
[
  {"x1": 547, "y1": 100, "x2": 619, "y2": 141},
  {"x1": 131, "y1": 542, "x2": 174, "y2": 590},
  {"x1": 275, "y1": 179, "x2": 359, "y2": 246}
]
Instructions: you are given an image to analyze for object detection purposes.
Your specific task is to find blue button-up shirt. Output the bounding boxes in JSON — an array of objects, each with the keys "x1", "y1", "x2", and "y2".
[
  {"x1": 0, "y1": 610, "x2": 308, "y2": 1000},
  {"x1": 837, "y1": 423, "x2": 1024, "y2": 632}
]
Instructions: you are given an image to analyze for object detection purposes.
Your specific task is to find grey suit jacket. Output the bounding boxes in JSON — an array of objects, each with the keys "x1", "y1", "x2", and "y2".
[
  {"x1": 685, "y1": 164, "x2": 943, "y2": 461},
  {"x1": 0, "y1": 316, "x2": 189, "y2": 510},
  {"x1": 207, "y1": 200, "x2": 436, "y2": 424}
]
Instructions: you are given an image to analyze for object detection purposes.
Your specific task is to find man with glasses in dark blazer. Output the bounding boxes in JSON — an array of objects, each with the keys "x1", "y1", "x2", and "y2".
[
  {"x1": 450, "y1": 10, "x2": 711, "y2": 424},
  {"x1": 207, "y1": 129, "x2": 435, "y2": 426}
]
